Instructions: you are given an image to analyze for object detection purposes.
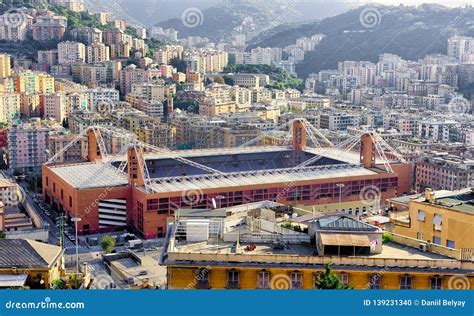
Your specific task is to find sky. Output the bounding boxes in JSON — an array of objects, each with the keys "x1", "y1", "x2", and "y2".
[{"x1": 359, "y1": 0, "x2": 472, "y2": 7}]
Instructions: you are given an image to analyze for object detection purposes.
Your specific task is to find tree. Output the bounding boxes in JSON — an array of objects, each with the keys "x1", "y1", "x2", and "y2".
[
  {"x1": 314, "y1": 263, "x2": 350, "y2": 289},
  {"x1": 51, "y1": 279, "x2": 68, "y2": 289},
  {"x1": 100, "y1": 235, "x2": 116, "y2": 254},
  {"x1": 0, "y1": 231, "x2": 6, "y2": 239},
  {"x1": 214, "y1": 76, "x2": 225, "y2": 84},
  {"x1": 170, "y1": 58, "x2": 187, "y2": 73}
]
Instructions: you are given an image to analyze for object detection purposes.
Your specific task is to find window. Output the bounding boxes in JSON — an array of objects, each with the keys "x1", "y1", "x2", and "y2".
[
  {"x1": 446, "y1": 240, "x2": 455, "y2": 249},
  {"x1": 433, "y1": 236, "x2": 441, "y2": 245},
  {"x1": 257, "y1": 270, "x2": 270, "y2": 289},
  {"x1": 196, "y1": 268, "x2": 210, "y2": 289},
  {"x1": 433, "y1": 214, "x2": 442, "y2": 231},
  {"x1": 417, "y1": 210, "x2": 425, "y2": 221},
  {"x1": 226, "y1": 270, "x2": 240, "y2": 289},
  {"x1": 290, "y1": 271, "x2": 303, "y2": 289},
  {"x1": 69, "y1": 196, "x2": 72, "y2": 208},
  {"x1": 339, "y1": 273, "x2": 349, "y2": 286},
  {"x1": 368, "y1": 274, "x2": 381, "y2": 289},
  {"x1": 61, "y1": 189, "x2": 64, "y2": 200},
  {"x1": 400, "y1": 275, "x2": 412, "y2": 289},
  {"x1": 430, "y1": 276, "x2": 442, "y2": 290},
  {"x1": 416, "y1": 232, "x2": 424, "y2": 240}
]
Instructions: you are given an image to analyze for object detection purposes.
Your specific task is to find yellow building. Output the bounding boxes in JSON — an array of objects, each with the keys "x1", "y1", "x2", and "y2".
[
  {"x1": 0, "y1": 239, "x2": 65, "y2": 289},
  {"x1": 14, "y1": 71, "x2": 55, "y2": 95},
  {"x1": 0, "y1": 54, "x2": 11, "y2": 79},
  {"x1": 38, "y1": 73, "x2": 55, "y2": 94},
  {"x1": 199, "y1": 100, "x2": 236, "y2": 117},
  {"x1": 162, "y1": 203, "x2": 474, "y2": 290},
  {"x1": 389, "y1": 188, "x2": 474, "y2": 250}
]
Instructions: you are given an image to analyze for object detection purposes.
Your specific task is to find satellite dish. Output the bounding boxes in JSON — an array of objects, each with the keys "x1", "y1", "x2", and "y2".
[
  {"x1": 292, "y1": 213, "x2": 298, "y2": 219},
  {"x1": 283, "y1": 214, "x2": 290, "y2": 220}
]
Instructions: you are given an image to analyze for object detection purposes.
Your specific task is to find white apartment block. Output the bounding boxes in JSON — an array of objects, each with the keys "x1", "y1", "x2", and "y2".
[
  {"x1": 58, "y1": 41, "x2": 86, "y2": 65},
  {"x1": 0, "y1": 93, "x2": 20, "y2": 122}
]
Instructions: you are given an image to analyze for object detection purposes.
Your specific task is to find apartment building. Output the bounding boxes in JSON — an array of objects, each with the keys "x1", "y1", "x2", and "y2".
[
  {"x1": 32, "y1": 15, "x2": 67, "y2": 41},
  {"x1": 0, "y1": 54, "x2": 11, "y2": 79},
  {"x1": 153, "y1": 45, "x2": 184, "y2": 65},
  {"x1": 8, "y1": 119, "x2": 63, "y2": 171},
  {"x1": 119, "y1": 65, "x2": 160, "y2": 94},
  {"x1": 0, "y1": 179, "x2": 18, "y2": 208},
  {"x1": 70, "y1": 27, "x2": 103, "y2": 45},
  {"x1": 319, "y1": 113, "x2": 360, "y2": 131},
  {"x1": 390, "y1": 188, "x2": 474, "y2": 250},
  {"x1": 37, "y1": 50, "x2": 59, "y2": 67},
  {"x1": 48, "y1": 133, "x2": 87, "y2": 163},
  {"x1": 162, "y1": 202, "x2": 473, "y2": 290},
  {"x1": 0, "y1": 93, "x2": 20, "y2": 122},
  {"x1": 0, "y1": 11, "x2": 29, "y2": 41},
  {"x1": 58, "y1": 41, "x2": 86, "y2": 65},
  {"x1": 43, "y1": 92, "x2": 69, "y2": 122},
  {"x1": 416, "y1": 153, "x2": 474, "y2": 191},
  {"x1": 86, "y1": 42, "x2": 110, "y2": 64},
  {"x1": 183, "y1": 48, "x2": 228, "y2": 74}
]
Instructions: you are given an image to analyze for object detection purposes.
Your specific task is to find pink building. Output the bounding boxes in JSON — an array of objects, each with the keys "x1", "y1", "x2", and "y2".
[{"x1": 8, "y1": 119, "x2": 63, "y2": 171}]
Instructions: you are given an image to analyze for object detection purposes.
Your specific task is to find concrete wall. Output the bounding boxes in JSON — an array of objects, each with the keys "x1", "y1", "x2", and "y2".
[{"x1": 5, "y1": 227, "x2": 49, "y2": 242}]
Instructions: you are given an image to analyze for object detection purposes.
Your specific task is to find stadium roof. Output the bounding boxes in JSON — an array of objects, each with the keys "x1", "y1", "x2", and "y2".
[
  {"x1": 48, "y1": 162, "x2": 128, "y2": 189},
  {"x1": 145, "y1": 164, "x2": 377, "y2": 193}
]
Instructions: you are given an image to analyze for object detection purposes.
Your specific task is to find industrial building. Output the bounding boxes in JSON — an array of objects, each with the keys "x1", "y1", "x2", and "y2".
[{"x1": 42, "y1": 119, "x2": 412, "y2": 239}]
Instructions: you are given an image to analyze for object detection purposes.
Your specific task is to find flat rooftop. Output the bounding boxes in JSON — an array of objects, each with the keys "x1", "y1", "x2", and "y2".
[
  {"x1": 47, "y1": 162, "x2": 128, "y2": 189},
  {"x1": 388, "y1": 188, "x2": 474, "y2": 215},
  {"x1": 171, "y1": 241, "x2": 448, "y2": 261}
]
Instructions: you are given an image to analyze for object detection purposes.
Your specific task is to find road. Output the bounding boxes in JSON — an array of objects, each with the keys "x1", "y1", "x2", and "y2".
[{"x1": 18, "y1": 183, "x2": 83, "y2": 253}]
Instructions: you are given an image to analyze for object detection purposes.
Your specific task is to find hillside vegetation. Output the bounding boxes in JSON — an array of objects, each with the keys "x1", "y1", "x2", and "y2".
[{"x1": 249, "y1": 4, "x2": 474, "y2": 78}]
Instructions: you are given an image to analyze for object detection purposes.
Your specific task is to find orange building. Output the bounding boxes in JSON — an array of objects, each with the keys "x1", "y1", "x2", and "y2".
[{"x1": 42, "y1": 122, "x2": 412, "y2": 239}]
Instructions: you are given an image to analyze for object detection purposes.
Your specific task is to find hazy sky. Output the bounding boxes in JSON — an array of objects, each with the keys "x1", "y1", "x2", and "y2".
[{"x1": 359, "y1": 0, "x2": 471, "y2": 7}]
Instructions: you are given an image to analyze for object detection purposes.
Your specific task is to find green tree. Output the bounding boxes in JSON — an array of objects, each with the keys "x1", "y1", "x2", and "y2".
[
  {"x1": 100, "y1": 235, "x2": 116, "y2": 254},
  {"x1": 51, "y1": 279, "x2": 68, "y2": 289},
  {"x1": 0, "y1": 231, "x2": 6, "y2": 239},
  {"x1": 170, "y1": 57, "x2": 187, "y2": 73},
  {"x1": 314, "y1": 263, "x2": 350, "y2": 289}
]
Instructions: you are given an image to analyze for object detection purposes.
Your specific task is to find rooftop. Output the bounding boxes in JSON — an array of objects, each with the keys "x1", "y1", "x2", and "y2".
[
  {"x1": 389, "y1": 188, "x2": 474, "y2": 215},
  {"x1": 146, "y1": 164, "x2": 375, "y2": 194},
  {"x1": 0, "y1": 239, "x2": 63, "y2": 269},
  {"x1": 48, "y1": 162, "x2": 128, "y2": 189}
]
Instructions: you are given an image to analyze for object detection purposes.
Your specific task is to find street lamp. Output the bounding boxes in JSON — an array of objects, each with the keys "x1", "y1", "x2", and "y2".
[
  {"x1": 335, "y1": 183, "x2": 345, "y2": 212},
  {"x1": 71, "y1": 217, "x2": 82, "y2": 274}
]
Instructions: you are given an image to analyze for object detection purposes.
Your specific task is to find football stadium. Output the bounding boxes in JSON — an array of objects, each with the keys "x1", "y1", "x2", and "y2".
[{"x1": 42, "y1": 120, "x2": 412, "y2": 238}]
